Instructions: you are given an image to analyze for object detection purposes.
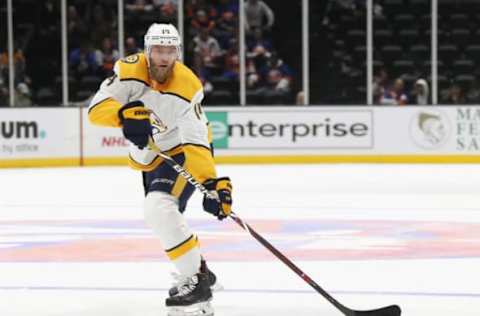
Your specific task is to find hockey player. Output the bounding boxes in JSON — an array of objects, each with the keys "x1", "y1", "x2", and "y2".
[{"x1": 88, "y1": 23, "x2": 232, "y2": 316}]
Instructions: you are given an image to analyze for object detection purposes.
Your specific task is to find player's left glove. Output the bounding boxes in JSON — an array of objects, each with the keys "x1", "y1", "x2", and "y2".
[
  {"x1": 118, "y1": 100, "x2": 151, "y2": 149},
  {"x1": 202, "y1": 177, "x2": 232, "y2": 220}
]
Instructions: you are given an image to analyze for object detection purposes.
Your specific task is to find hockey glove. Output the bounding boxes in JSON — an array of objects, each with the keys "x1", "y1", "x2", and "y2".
[
  {"x1": 118, "y1": 100, "x2": 151, "y2": 149},
  {"x1": 202, "y1": 177, "x2": 232, "y2": 220}
]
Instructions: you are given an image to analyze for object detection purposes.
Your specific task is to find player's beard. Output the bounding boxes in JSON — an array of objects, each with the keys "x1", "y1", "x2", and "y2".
[{"x1": 149, "y1": 63, "x2": 174, "y2": 83}]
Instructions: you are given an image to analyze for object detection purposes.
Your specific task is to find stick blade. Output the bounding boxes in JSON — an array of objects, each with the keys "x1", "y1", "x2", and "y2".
[{"x1": 353, "y1": 305, "x2": 401, "y2": 316}]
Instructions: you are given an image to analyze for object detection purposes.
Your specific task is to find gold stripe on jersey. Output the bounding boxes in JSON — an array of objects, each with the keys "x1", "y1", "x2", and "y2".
[
  {"x1": 128, "y1": 154, "x2": 163, "y2": 171},
  {"x1": 88, "y1": 97, "x2": 122, "y2": 127},
  {"x1": 171, "y1": 172, "x2": 187, "y2": 198},
  {"x1": 207, "y1": 124, "x2": 213, "y2": 144},
  {"x1": 183, "y1": 144, "x2": 216, "y2": 183},
  {"x1": 128, "y1": 146, "x2": 185, "y2": 172},
  {"x1": 151, "y1": 61, "x2": 202, "y2": 103},
  {"x1": 165, "y1": 235, "x2": 199, "y2": 260},
  {"x1": 117, "y1": 53, "x2": 150, "y2": 85}
]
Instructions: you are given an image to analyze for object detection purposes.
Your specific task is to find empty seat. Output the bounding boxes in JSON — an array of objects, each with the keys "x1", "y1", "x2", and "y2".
[
  {"x1": 428, "y1": 75, "x2": 449, "y2": 90},
  {"x1": 450, "y1": 28, "x2": 471, "y2": 47},
  {"x1": 353, "y1": 86, "x2": 367, "y2": 103},
  {"x1": 80, "y1": 75, "x2": 102, "y2": 91},
  {"x1": 208, "y1": 90, "x2": 233, "y2": 105},
  {"x1": 339, "y1": 15, "x2": 362, "y2": 32},
  {"x1": 393, "y1": 14, "x2": 415, "y2": 26},
  {"x1": 410, "y1": 0, "x2": 430, "y2": 14},
  {"x1": 374, "y1": 29, "x2": 393, "y2": 47},
  {"x1": 438, "y1": 45, "x2": 459, "y2": 64},
  {"x1": 372, "y1": 60, "x2": 385, "y2": 72},
  {"x1": 346, "y1": 29, "x2": 366, "y2": 47},
  {"x1": 75, "y1": 90, "x2": 95, "y2": 102},
  {"x1": 449, "y1": 14, "x2": 469, "y2": 29},
  {"x1": 410, "y1": 45, "x2": 430, "y2": 61},
  {"x1": 374, "y1": 15, "x2": 388, "y2": 29},
  {"x1": 381, "y1": 45, "x2": 403, "y2": 62},
  {"x1": 211, "y1": 76, "x2": 236, "y2": 92},
  {"x1": 455, "y1": 74, "x2": 475, "y2": 89},
  {"x1": 452, "y1": 59, "x2": 475, "y2": 75},
  {"x1": 347, "y1": 72, "x2": 365, "y2": 87},
  {"x1": 397, "y1": 29, "x2": 420, "y2": 46},
  {"x1": 384, "y1": 0, "x2": 406, "y2": 15},
  {"x1": 464, "y1": 45, "x2": 480, "y2": 62},
  {"x1": 419, "y1": 14, "x2": 432, "y2": 30},
  {"x1": 35, "y1": 87, "x2": 57, "y2": 106},
  {"x1": 422, "y1": 60, "x2": 445, "y2": 75},
  {"x1": 353, "y1": 45, "x2": 366, "y2": 62},
  {"x1": 392, "y1": 60, "x2": 415, "y2": 77}
]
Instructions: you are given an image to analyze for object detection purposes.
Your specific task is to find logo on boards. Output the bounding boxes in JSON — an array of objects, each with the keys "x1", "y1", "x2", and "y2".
[{"x1": 410, "y1": 110, "x2": 451, "y2": 149}]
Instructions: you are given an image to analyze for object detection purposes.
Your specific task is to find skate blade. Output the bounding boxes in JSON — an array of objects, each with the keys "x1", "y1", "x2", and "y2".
[{"x1": 167, "y1": 301, "x2": 214, "y2": 316}]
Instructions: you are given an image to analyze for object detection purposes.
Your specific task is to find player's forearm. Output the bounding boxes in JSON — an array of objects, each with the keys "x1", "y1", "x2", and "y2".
[{"x1": 88, "y1": 97, "x2": 123, "y2": 127}]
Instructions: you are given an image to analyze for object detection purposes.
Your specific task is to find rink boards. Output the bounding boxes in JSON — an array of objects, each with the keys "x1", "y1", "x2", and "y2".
[{"x1": 1, "y1": 106, "x2": 480, "y2": 167}]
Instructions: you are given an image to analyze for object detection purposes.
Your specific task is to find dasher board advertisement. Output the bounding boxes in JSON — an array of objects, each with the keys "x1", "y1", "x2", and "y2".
[
  {"x1": 0, "y1": 108, "x2": 79, "y2": 160},
  {"x1": 206, "y1": 109, "x2": 373, "y2": 150}
]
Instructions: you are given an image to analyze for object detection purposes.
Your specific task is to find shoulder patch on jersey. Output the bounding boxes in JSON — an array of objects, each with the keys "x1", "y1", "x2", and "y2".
[
  {"x1": 122, "y1": 54, "x2": 140, "y2": 64},
  {"x1": 117, "y1": 53, "x2": 150, "y2": 86}
]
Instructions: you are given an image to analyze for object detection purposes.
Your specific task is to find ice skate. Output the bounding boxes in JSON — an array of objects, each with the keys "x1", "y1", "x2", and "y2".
[
  {"x1": 169, "y1": 260, "x2": 222, "y2": 297},
  {"x1": 166, "y1": 272, "x2": 214, "y2": 316}
]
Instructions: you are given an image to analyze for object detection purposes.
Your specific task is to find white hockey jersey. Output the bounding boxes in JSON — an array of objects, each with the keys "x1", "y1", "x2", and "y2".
[{"x1": 88, "y1": 53, "x2": 216, "y2": 183}]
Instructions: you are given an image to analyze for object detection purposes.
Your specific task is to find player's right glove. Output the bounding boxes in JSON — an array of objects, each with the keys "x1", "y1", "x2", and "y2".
[
  {"x1": 202, "y1": 177, "x2": 232, "y2": 220},
  {"x1": 118, "y1": 100, "x2": 151, "y2": 149}
]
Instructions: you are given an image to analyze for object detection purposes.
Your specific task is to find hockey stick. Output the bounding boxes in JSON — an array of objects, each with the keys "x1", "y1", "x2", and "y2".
[{"x1": 147, "y1": 139, "x2": 401, "y2": 316}]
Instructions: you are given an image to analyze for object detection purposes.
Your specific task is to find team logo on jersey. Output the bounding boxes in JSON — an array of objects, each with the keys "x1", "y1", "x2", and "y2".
[
  {"x1": 122, "y1": 54, "x2": 139, "y2": 64},
  {"x1": 151, "y1": 113, "x2": 168, "y2": 134}
]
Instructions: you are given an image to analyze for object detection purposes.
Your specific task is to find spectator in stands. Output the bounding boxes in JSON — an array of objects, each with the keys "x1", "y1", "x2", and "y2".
[
  {"x1": 411, "y1": 79, "x2": 430, "y2": 105},
  {"x1": 215, "y1": 0, "x2": 238, "y2": 16},
  {"x1": 191, "y1": 9, "x2": 216, "y2": 36},
  {"x1": 373, "y1": 68, "x2": 388, "y2": 104},
  {"x1": 247, "y1": 27, "x2": 273, "y2": 60},
  {"x1": 91, "y1": 4, "x2": 115, "y2": 48},
  {"x1": 15, "y1": 83, "x2": 32, "y2": 107},
  {"x1": 95, "y1": 38, "x2": 120, "y2": 77},
  {"x1": 246, "y1": 29, "x2": 272, "y2": 79},
  {"x1": 200, "y1": 76, "x2": 214, "y2": 96},
  {"x1": 126, "y1": 0, "x2": 155, "y2": 13},
  {"x1": 125, "y1": 37, "x2": 141, "y2": 55},
  {"x1": 0, "y1": 47, "x2": 28, "y2": 85},
  {"x1": 222, "y1": 38, "x2": 239, "y2": 81},
  {"x1": 296, "y1": 91, "x2": 305, "y2": 105},
  {"x1": 442, "y1": 83, "x2": 465, "y2": 104},
  {"x1": 191, "y1": 27, "x2": 223, "y2": 78},
  {"x1": 153, "y1": 0, "x2": 178, "y2": 21},
  {"x1": 186, "y1": 0, "x2": 216, "y2": 21},
  {"x1": 256, "y1": 68, "x2": 291, "y2": 104},
  {"x1": 244, "y1": 0, "x2": 275, "y2": 34},
  {"x1": 259, "y1": 52, "x2": 292, "y2": 83},
  {"x1": 247, "y1": 52, "x2": 292, "y2": 104},
  {"x1": 69, "y1": 42, "x2": 98, "y2": 80},
  {"x1": 381, "y1": 78, "x2": 408, "y2": 105},
  {"x1": 213, "y1": 9, "x2": 238, "y2": 48},
  {"x1": 246, "y1": 60, "x2": 259, "y2": 89},
  {"x1": 0, "y1": 76, "x2": 8, "y2": 107},
  {"x1": 67, "y1": 5, "x2": 88, "y2": 50}
]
